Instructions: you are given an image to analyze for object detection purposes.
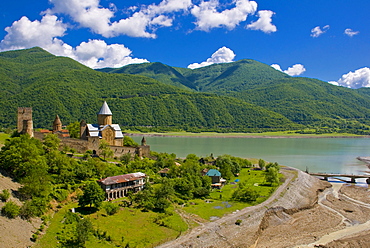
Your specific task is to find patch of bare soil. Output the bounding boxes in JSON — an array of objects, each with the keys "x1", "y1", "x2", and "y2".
[
  {"x1": 318, "y1": 229, "x2": 370, "y2": 248},
  {"x1": 0, "y1": 172, "x2": 41, "y2": 248},
  {"x1": 157, "y1": 168, "x2": 370, "y2": 248},
  {"x1": 340, "y1": 184, "x2": 370, "y2": 204}
]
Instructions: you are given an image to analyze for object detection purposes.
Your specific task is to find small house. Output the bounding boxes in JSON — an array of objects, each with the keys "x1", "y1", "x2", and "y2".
[
  {"x1": 206, "y1": 169, "x2": 226, "y2": 188},
  {"x1": 98, "y1": 172, "x2": 147, "y2": 201}
]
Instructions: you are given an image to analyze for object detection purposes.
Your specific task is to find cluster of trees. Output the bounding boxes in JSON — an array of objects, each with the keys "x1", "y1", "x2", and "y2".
[
  {"x1": 0, "y1": 133, "x2": 129, "y2": 219},
  {"x1": 0, "y1": 132, "x2": 281, "y2": 225}
]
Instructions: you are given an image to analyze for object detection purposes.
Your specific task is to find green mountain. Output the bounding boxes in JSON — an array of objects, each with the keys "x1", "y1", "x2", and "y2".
[
  {"x1": 98, "y1": 62, "x2": 194, "y2": 90},
  {"x1": 0, "y1": 47, "x2": 298, "y2": 132},
  {"x1": 100, "y1": 60, "x2": 370, "y2": 133},
  {"x1": 98, "y1": 59, "x2": 289, "y2": 92}
]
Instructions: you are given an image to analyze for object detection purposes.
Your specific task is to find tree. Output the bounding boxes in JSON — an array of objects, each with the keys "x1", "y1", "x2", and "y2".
[
  {"x1": 20, "y1": 197, "x2": 49, "y2": 219},
  {"x1": 232, "y1": 186, "x2": 259, "y2": 202},
  {"x1": 216, "y1": 155, "x2": 234, "y2": 180},
  {"x1": 265, "y1": 167, "x2": 279, "y2": 185},
  {"x1": 258, "y1": 159, "x2": 266, "y2": 170},
  {"x1": 75, "y1": 218, "x2": 93, "y2": 247},
  {"x1": 1, "y1": 201, "x2": 20, "y2": 218},
  {"x1": 43, "y1": 134, "x2": 60, "y2": 152},
  {"x1": 0, "y1": 134, "x2": 45, "y2": 179},
  {"x1": 0, "y1": 189, "x2": 10, "y2": 202},
  {"x1": 120, "y1": 153, "x2": 132, "y2": 165},
  {"x1": 99, "y1": 140, "x2": 113, "y2": 160},
  {"x1": 67, "y1": 121, "x2": 80, "y2": 138},
  {"x1": 266, "y1": 162, "x2": 280, "y2": 172},
  {"x1": 103, "y1": 202, "x2": 120, "y2": 215},
  {"x1": 123, "y1": 136, "x2": 138, "y2": 147},
  {"x1": 78, "y1": 181, "x2": 105, "y2": 208}
]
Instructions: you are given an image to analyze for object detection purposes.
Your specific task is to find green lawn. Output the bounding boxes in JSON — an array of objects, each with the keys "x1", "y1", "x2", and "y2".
[
  {"x1": 183, "y1": 168, "x2": 278, "y2": 220},
  {"x1": 35, "y1": 203, "x2": 188, "y2": 248}
]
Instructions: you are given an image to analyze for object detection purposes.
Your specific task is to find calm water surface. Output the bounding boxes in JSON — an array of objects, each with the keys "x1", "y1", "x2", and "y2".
[{"x1": 134, "y1": 136, "x2": 370, "y2": 175}]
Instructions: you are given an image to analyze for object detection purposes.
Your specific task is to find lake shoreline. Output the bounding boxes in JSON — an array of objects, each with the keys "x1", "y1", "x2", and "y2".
[{"x1": 126, "y1": 132, "x2": 369, "y2": 139}]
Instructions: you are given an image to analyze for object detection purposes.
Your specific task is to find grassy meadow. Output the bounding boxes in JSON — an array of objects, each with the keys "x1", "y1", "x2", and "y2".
[{"x1": 182, "y1": 168, "x2": 279, "y2": 220}]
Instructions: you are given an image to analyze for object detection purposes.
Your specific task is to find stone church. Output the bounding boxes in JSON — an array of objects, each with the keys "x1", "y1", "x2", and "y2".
[{"x1": 19, "y1": 101, "x2": 150, "y2": 158}]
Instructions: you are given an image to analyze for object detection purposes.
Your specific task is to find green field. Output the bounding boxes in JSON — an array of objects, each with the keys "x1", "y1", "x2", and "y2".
[
  {"x1": 35, "y1": 203, "x2": 188, "y2": 248},
  {"x1": 182, "y1": 168, "x2": 279, "y2": 220}
]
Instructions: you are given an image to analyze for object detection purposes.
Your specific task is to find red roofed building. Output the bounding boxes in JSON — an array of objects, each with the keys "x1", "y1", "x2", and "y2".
[{"x1": 98, "y1": 172, "x2": 147, "y2": 200}]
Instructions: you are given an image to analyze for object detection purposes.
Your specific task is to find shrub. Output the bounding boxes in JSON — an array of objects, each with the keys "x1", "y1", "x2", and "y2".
[
  {"x1": 39, "y1": 224, "x2": 45, "y2": 232},
  {"x1": 31, "y1": 233, "x2": 38, "y2": 242},
  {"x1": 235, "y1": 219, "x2": 242, "y2": 225},
  {"x1": 1, "y1": 201, "x2": 20, "y2": 218},
  {"x1": 0, "y1": 189, "x2": 10, "y2": 202},
  {"x1": 103, "y1": 202, "x2": 120, "y2": 215},
  {"x1": 20, "y1": 198, "x2": 49, "y2": 219},
  {"x1": 232, "y1": 187, "x2": 259, "y2": 203}
]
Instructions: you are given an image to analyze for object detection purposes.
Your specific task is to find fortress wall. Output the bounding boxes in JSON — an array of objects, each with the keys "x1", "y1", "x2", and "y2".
[
  {"x1": 59, "y1": 138, "x2": 90, "y2": 154},
  {"x1": 110, "y1": 145, "x2": 137, "y2": 158}
]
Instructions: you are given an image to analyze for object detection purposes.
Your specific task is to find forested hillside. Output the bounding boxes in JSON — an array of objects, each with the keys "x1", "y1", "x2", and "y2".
[
  {"x1": 101, "y1": 59, "x2": 370, "y2": 134},
  {"x1": 99, "y1": 59, "x2": 289, "y2": 92},
  {"x1": 0, "y1": 47, "x2": 298, "y2": 132}
]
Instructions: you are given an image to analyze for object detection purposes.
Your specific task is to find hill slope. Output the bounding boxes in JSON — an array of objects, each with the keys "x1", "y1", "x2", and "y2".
[
  {"x1": 100, "y1": 60, "x2": 370, "y2": 132},
  {"x1": 0, "y1": 47, "x2": 298, "y2": 132}
]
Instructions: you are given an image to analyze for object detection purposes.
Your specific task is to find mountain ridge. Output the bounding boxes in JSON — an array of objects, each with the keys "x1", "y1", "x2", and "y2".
[
  {"x1": 0, "y1": 47, "x2": 299, "y2": 132},
  {"x1": 99, "y1": 59, "x2": 370, "y2": 133}
]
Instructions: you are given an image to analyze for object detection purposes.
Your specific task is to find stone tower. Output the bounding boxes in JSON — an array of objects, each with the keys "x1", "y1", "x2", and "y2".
[
  {"x1": 17, "y1": 107, "x2": 33, "y2": 137},
  {"x1": 53, "y1": 115, "x2": 62, "y2": 132},
  {"x1": 141, "y1": 137, "x2": 147, "y2": 146},
  {"x1": 97, "y1": 101, "x2": 113, "y2": 126},
  {"x1": 80, "y1": 119, "x2": 87, "y2": 139}
]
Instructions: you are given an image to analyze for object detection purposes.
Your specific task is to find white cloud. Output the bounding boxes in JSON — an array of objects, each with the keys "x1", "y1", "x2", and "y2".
[
  {"x1": 0, "y1": 15, "x2": 67, "y2": 50},
  {"x1": 191, "y1": 0, "x2": 257, "y2": 31},
  {"x1": 246, "y1": 10, "x2": 277, "y2": 33},
  {"x1": 344, "y1": 28, "x2": 359, "y2": 37},
  {"x1": 0, "y1": 16, "x2": 148, "y2": 69},
  {"x1": 311, "y1": 25, "x2": 329, "y2": 38},
  {"x1": 271, "y1": 63, "x2": 306, "y2": 76},
  {"x1": 47, "y1": 0, "x2": 114, "y2": 36},
  {"x1": 188, "y1": 46, "x2": 236, "y2": 69},
  {"x1": 271, "y1": 64, "x2": 282, "y2": 71},
  {"x1": 47, "y1": 0, "x2": 193, "y2": 38},
  {"x1": 331, "y1": 67, "x2": 370, "y2": 89},
  {"x1": 74, "y1": 40, "x2": 149, "y2": 68},
  {"x1": 328, "y1": 81, "x2": 339, "y2": 86}
]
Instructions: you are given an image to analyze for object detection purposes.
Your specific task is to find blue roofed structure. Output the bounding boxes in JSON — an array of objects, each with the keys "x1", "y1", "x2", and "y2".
[
  {"x1": 205, "y1": 169, "x2": 226, "y2": 188},
  {"x1": 206, "y1": 169, "x2": 221, "y2": 177}
]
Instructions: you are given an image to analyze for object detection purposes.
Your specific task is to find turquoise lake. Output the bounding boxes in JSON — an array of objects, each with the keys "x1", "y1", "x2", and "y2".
[{"x1": 133, "y1": 136, "x2": 370, "y2": 176}]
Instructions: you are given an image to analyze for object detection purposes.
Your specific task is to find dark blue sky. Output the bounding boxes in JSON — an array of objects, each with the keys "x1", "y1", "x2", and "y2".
[{"x1": 1, "y1": 0, "x2": 369, "y2": 87}]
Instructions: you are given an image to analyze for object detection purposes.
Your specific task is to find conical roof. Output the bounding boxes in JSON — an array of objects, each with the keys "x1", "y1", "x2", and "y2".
[
  {"x1": 98, "y1": 101, "x2": 112, "y2": 115},
  {"x1": 53, "y1": 115, "x2": 62, "y2": 125}
]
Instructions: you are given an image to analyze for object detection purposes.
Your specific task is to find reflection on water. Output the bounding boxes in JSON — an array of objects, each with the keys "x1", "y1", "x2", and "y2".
[{"x1": 133, "y1": 136, "x2": 370, "y2": 175}]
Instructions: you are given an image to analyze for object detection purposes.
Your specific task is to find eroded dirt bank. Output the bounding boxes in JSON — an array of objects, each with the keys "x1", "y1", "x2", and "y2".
[
  {"x1": 0, "y1": 172, "x2": 41, "y2": 248},
  {"x1": 157, "y1": 168, "x2": 370, "y2": 248}
]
